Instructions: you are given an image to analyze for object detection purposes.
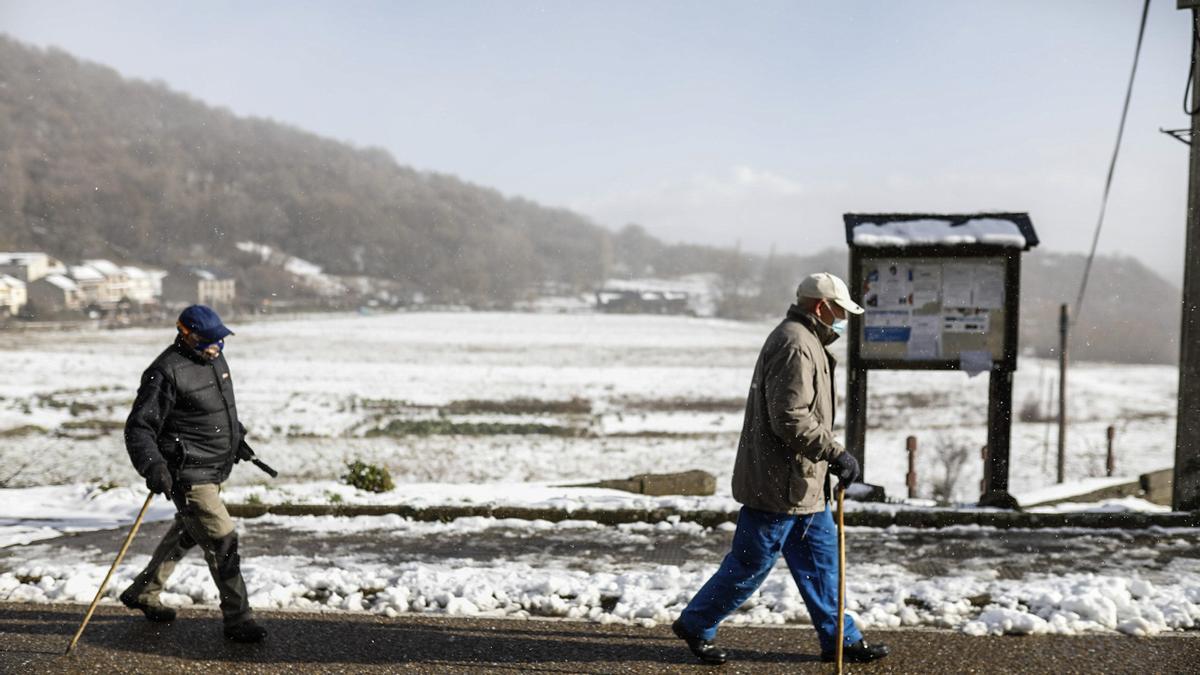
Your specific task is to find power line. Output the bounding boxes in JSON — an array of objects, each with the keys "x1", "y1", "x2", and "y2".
[{"x1": 1074, "y1": 0, "x2": 1152, "y2": 322}]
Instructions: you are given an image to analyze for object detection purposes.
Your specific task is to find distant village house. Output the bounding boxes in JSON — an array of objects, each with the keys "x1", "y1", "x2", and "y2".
[
  {"x1": 162, "y1": 268, "x2": 236, "y2": 312},
  {"x1": 0, "y1": 252, "x2": 66, "y2": 283},
  {"x1": 0, "y1": 252, "x2": 164, "y2": 316},
  {"x1": 0, "y1": 275, "x2": 27, "y2": 316},
  {"x1": 28, "y1": 275, "x2": 83, "y2": 313}
]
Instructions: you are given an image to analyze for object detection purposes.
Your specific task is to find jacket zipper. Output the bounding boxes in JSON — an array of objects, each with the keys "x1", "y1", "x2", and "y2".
[{"x1": 211, "y1": 360, "x2": 237, "y2": 473}]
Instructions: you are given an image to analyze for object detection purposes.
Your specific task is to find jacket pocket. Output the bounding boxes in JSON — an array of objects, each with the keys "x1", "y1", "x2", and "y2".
[{"x1": 787, "y1": 453, "x2": 819, "y2": 506}]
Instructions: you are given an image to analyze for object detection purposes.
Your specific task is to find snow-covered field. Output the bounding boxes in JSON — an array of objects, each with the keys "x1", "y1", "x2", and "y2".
[{"x1": 0, "y1": 311, "x2": 1192, "y2": 637}]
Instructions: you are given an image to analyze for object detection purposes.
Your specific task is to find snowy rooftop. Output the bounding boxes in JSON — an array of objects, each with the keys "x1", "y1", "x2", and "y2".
[
  {"x1": 41, "y1": 274, "x2": 78, "y2": 291},
  {"x1": 0, "y1": 252, "x2": 51, "y2": 263},
  {"x1": 68, "y1": 265, "x2": 105, "y2": 282},
  {"x1": 844, "y1": 213, "x2": 1038, "y2": 249},
  {"x1": 0, "y1": 274, "x2": 25, "y2": 288},
  {"x1": 82, "y1": 259, "x2": 124, "y2": 277}
]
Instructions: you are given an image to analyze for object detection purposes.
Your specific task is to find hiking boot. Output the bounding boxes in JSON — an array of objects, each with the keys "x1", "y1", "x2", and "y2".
[
  {"x1": 223, "y1": 620, "x2": 268, "y2": 643},
  {"x1": 118, "y1": 589, "x2": 176, "y2": 623},
  {"x1": 671, "y1": 619, "x2": 727, "y2": 665},
  {"x1": 821, "y1": 639, "x2": 890, "y2": 663}
]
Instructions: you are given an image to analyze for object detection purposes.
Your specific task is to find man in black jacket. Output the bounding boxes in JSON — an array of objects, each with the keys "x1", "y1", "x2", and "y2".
[{"x1": 119, "y1": 305, "x2": 267, "y2": 643}]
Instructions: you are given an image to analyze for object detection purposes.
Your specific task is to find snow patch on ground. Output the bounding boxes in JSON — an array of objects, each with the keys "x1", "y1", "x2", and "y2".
[{"x1": 2, "y1": 521, "x2": 1197, "y2": 637}]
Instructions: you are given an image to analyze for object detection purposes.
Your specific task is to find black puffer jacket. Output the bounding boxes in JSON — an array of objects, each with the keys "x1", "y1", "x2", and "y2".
[{"x1": 125, "y1": 339, "x2": 245, "y2": 487}]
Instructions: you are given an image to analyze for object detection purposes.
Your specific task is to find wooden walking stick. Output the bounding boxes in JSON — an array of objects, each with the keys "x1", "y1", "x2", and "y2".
[
  {"x1": 835, "y1": 485, "x2": 846, "y2": 675},
  {"x1": 65, "y1": 491, "x2": 155, "y2": 655}
]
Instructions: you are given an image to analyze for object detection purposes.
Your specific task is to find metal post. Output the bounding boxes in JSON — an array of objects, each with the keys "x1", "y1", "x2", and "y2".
[
  {"x1": 985, "y1": 370, "x2": 1013, "y2": 495},
  {"x1": 1106, "y1": 425, "x2": 1117, "y2": 478},
  {"x1": 845, "y1": 367, "x2": 868, "y2": 479},
  {"x1": 1176, "y1": 3, "x2": 1200, "y2": 512},
  {"x1": 1058, "y1": 303, "x2": 1069, "y2": 484},
  {"x1": 906, "y1": 436, "x2": 918, "y2": 499}
]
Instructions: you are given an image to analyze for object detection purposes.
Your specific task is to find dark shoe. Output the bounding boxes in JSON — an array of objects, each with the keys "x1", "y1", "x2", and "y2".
[
  {"x1": 671, "y1": 619, "x2": 727, "y2": 665},
  {"x1": 223, "y1": 620, "x2": 268, "y2": 643},
  {"x1": 822, "y1": 639, "x2": 890, "y2": 663},
  {"x1": 119, "y1": 589, "x2": 176, "y2": 623}
]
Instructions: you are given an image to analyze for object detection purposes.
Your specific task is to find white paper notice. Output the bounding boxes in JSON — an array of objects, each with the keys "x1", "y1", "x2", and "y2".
[
  {"x1": 873, "y1": 264, "x2": 913, "y2": 309},
  {"x1": 911, "y1": 265, "x2": 941, "y2": 308},
  {"x1": 943, "y1": 309, "x2": 989, "y2": 333},
  {"x1": 906, "y1": 314, "x2": 942, "y2": 359},
  {"x1": 941, "y1": 264, "x2": 974, "y2": 308},
  {"x1": 972, "y1": 265, "x2": 1005, "y2": 309}
]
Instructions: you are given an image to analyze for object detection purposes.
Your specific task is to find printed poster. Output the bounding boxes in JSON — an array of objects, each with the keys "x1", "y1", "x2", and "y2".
[
  {"x1": 943, "y1": 308, "x2": 989, "y2": 334},
  {"x1": 863, "y1": 264, "x2": 913, "y2": 310},
  {"x1": 941, "y1": 264, "x2": 975, "y2": 308},
  {"x1": 864, "y1": 309, "x2": 912, "y2": 342},
  {"x1": 905, "y1": 314, "x2": 942, "y2": 359},
  {"x1": 910, "y1": 265, "x2": 942, "y2": 308},
  {"x1": 972, "y1": 265, "x2": 1005, "y2": 309}
]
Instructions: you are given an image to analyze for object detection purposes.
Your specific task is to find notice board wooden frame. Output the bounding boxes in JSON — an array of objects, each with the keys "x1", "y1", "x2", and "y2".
[{"x1": 842, "y1": 213, "x2": 1037, "y2": 506}]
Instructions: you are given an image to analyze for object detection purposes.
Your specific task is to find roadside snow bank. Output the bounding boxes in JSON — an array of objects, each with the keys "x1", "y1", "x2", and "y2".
[
  {"x1": 2, "y1": 551, "x2": 1197, "y2": 637},
  {"x1": 0, "y1": 484, "x2": 175, "y2": 547}
]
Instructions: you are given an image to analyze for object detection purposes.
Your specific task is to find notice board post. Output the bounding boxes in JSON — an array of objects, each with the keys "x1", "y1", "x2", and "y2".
[{"x1": 843, "y1": 213, "x2": 1038, "y2": 507}]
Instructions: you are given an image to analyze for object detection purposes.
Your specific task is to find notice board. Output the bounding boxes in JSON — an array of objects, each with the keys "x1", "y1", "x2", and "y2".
[{"x1": 850, "y1": 251, "x2": 1019, "y2": 372}]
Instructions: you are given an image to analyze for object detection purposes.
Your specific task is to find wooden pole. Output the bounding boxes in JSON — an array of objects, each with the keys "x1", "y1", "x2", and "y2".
[
  {"x1": 836, "y1": 486, "x2": 846, "y2": 675},
  {"x1": 1057, "y1": 303, "x2": 1069, "y2": 484},
  {"x1": 906, "y1": 436, "x2": 918, "y2": 499},
  {"x1": 1106, "y1": 425, "x2": 1117, "y2": 478},
  {"x1": 1176, "y1": 3, "x2": 1200, "y2": 511},
  {"x1": 65, "y1": 492, "x2": 155, "y2": 655}
]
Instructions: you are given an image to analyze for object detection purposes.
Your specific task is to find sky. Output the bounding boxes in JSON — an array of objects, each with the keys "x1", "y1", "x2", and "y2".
[{"x1": 0, "y1": 0, "x2": 1193, "y2": 286}]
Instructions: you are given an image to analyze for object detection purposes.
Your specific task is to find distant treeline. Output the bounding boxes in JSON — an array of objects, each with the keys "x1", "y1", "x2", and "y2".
[{"x1": 0, "y1": 36, "x2": 1181, "y2": 362}]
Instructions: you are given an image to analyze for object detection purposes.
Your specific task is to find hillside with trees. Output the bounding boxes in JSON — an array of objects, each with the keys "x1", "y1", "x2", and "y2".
[{"x1": 0, "y1": 35, "x2": 1183, "y2": 363}]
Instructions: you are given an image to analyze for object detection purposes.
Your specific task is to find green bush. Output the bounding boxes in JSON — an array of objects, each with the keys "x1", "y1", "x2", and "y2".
[{"x1": 342, "y1": 460, "x2": 394, "y2": 493}]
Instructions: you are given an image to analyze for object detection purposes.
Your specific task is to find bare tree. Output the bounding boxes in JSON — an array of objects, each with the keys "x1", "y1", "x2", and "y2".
[{"x1": 931, "y1": 434, "x2": 973, "y2": 504}]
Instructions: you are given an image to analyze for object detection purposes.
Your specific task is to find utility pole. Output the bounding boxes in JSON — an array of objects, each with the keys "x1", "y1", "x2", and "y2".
[
  {"x1": 1177, "y1": 2, "x2": 1200, "y2": 511},
  {"x1": 1058, "y1": 303, "x2": 1068, "y2": 484}
]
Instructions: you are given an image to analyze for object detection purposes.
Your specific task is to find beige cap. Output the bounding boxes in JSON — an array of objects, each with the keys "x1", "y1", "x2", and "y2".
[{"x1": 796, "y1": 272, "x2": 865, "y2": 315}]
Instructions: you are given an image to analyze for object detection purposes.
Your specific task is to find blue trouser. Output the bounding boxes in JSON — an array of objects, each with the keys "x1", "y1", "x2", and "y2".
[{"x1": 677, "y1": 504, "x2": 862, "y2": 652}]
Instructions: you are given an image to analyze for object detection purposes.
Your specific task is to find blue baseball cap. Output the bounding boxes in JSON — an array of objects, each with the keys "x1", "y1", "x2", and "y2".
[{"x1": 177, "y1": 305, "x2": 234, "y2": 343}]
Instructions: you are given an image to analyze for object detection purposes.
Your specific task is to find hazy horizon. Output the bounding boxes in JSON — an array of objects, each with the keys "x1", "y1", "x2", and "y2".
[{"x1": 1, "y1": 1, "x2": 1193, "y2": 288}]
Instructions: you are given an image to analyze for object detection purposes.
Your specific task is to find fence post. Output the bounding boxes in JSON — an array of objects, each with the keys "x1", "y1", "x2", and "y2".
[
  {"x1": 1106, "y1": 425, "x2": 1116, "y2": 477},
  {"x1": 906, "y1": 436, "x2": 918, "y2": 499},
  {"x1": 980, "y1": 445, "x2": 991, "y2": 496}
]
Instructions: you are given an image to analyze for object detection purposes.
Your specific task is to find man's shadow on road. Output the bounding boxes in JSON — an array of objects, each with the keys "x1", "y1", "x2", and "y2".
[{"x1": 2, "y1": 605, "x2": 823, "y2": 669}]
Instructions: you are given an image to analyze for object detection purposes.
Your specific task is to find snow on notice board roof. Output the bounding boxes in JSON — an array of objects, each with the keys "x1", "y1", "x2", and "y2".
[{"x1": 851, "y1": 217, "x2": 1029, "y2": 248}]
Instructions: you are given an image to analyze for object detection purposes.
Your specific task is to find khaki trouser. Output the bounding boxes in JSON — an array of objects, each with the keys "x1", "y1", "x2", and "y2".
[{"x1": 124, "y1": 483, "x2": 252, "y2": 626}]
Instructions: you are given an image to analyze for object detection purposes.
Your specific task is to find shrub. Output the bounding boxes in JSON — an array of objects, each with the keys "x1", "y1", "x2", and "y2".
[{"x1": 342, "y1": 460, "x2": 394, "y2": 493}]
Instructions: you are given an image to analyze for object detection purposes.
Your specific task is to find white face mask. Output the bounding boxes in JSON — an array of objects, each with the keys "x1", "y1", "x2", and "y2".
[{"x1": 816, "y1": 301, "x2": 847, "y2": 337}]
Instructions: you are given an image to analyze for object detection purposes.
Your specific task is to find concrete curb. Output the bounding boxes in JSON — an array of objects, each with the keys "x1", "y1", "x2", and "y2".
[{"x1": 226, "y1": 502, "x2": 1200, "y2": 529}]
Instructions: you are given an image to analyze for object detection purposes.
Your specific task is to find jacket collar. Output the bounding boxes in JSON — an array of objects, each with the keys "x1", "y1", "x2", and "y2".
[
  {"x1": 786, "y1": 304, "x2": 840, "y2": 347},
  {"x1": 171, "y1": 336, "x2": 210, "y2": 365}
]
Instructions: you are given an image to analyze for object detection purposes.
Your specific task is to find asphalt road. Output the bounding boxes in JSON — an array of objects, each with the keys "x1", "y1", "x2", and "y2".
[{"x1": 2, "y1": 602, "x2": 1197, "y2": 674}]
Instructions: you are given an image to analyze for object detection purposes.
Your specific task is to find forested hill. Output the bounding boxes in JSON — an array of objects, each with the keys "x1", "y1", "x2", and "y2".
[
  {"x1": 0, "y1": 35, "x2": 614, "y2": 302},
  {"x1": 0, "y1": 36, "x2": 1184, "y2": 363}
]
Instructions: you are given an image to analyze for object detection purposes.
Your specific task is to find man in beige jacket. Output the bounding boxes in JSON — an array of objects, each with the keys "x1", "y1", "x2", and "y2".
[{"x1": 671, "y1": 273, "x2": 889, "y2": 665}]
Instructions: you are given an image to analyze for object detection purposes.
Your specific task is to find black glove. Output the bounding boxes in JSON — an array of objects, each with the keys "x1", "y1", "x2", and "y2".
[
  {"x1": 236, "y1": 439, "x2": 255, "y2": 463},
  {"x1": 145, "y1": 462, "x2": 173, "y2": 498},
  {"x1": 830, "y1": 451, "x2": 860, "y2": 489}
]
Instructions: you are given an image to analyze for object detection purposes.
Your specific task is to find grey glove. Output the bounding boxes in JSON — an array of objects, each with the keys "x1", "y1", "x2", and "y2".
[
  {"x1": 145, "y1": 462, "x2": 173, "y2": 498},
  {"x1": 830, "y1": 451, "x2": 860, "y2": 489}
]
